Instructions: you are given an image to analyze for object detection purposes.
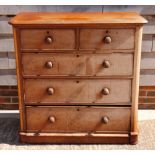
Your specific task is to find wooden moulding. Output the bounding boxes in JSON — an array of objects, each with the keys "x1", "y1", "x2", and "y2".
[
  {"x1": 13, "y1": 28, "x2": 26, "y2": 131},
  {"x1": 9, "y1": 12, "x2": 148, "y2": 26},
  {"x1": 130, "y1": 26, "x2": 143, "y2": 144},
  {"x1": 130, "y1": 131, "x2": 138, "y2": 145},
  {"x1": 19, "y1": 132, "x2": 130, "y2": 144}
]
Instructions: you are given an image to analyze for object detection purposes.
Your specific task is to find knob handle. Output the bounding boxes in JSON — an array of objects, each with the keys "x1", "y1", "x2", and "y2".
[
  {"x1": 49, "y1": 116, "x2": 56, "y2": 123},
  {"x1": 103, "y1": 36, "x2": 112, "y2": 44},
  {"x1": 101, "y1": 116, "x2": 109, "y2": 124},
  {"x1": 45, "y1": 61, "x2": 53, "y2": 69},
  {"x1": 103, "y1": 60, "x2": 110, "y2": 68},
  {"x1": 47, "y1": 87, "x2": 54, "y2": 95},
  {"x1": 45, "y1": 36, "x2": 53, "y2": 44},
  {"x1": 102, "y1": 87, "x2": 110, "y2": 95}
]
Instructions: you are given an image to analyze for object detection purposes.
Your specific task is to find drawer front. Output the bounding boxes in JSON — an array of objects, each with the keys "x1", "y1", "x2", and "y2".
[
  {"x1": 79, "y1": 29, "x2": 135, "y2": 50},
  {"x1": 22, "y1": 53, "x2": 133, "y2": 76},
  {"x1": 20, "y1": 29, "x2": 76, "y2": 50},
  {"x1": 26, "y1": 106, "x2": 131, "y2": 133},
  {"x1": 24, "y1": 79, "x2": 131, "y2": 104}
]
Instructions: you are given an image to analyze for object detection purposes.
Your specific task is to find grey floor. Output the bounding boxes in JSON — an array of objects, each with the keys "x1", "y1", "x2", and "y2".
[{"x1": 0, "y1": 110, "x2": 155, "y2": 150}]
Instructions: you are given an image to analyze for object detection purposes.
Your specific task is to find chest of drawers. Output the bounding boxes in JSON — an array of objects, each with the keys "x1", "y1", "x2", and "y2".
[{"x1": 10, "y1": 12, "x2": 147, "y2": 144}]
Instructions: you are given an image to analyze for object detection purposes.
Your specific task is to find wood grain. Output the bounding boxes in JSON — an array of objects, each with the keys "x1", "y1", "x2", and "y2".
[
  {"x1": 12, "y1": 28, "x2": 26, "y2": 131},
  {"x1": 9, "y1": 12, "x2": 147, "y2": 25},
  {"x1": 24, "y1": 79, "x2": 131, "y2": 105},
  {"x1": 19, "y1": 132, "x2": 130, "y2": 144},
  {"x1": 79, "y1": 29, "x2": 135, "y2": 50},
  {"x1": 130, "y1": 26, "x2": 143, "y2": 144},
  {"x1": 10, "y1": 12, "x2": 146, "y2": 144},
  {"x1": 26, "y1": 106, "x2": 131, "y2": 133},
  {"x1": 22, "y1": 53, "x2": 133, "y2": 76},
  {"x1": 20, "y1": 29, "x2": 76, "y2": 50}
]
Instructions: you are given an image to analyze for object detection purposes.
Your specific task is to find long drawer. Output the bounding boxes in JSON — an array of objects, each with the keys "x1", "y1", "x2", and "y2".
[
  {"x1": 26, "y1": 106, "x2": 131, "y2": 133},
  {"x1": 22, "y1": 53, "x2": 133, "y2": 76},
  {"x1": 79, "y1": 29, "x2": 135, "y2": 50},
  {"x1": 24, "y1": 79, "x2": 131, "y2": 105},
  {"x1": 20, "y1": 29, "x2": 76, "y2": 50}
]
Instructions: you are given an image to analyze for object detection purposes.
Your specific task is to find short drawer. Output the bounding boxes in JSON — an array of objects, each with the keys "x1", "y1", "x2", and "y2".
[
  {"x1": 79, "y1": 29, "x2": 135, "y2": 50},
  {"x1": 24, "y1": 79, "x2": 131, "y2": 105},
  {"x1": 22, "y1": 53, "x2": 133, "y2": 76},
  {"x1": 20, "y1": 29, "x2": 76, "y2": 50},
  {"x1": 26, "y1": 106, "x2": 131, "y2": 133}
]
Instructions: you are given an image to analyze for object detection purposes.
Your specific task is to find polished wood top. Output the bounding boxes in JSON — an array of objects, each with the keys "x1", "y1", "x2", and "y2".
[{"x1": 9, "y1": 12, "x2": 147, "y2": 26}]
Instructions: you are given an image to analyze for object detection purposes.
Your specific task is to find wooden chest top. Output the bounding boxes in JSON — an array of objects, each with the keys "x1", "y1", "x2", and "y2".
[{"x1": 9, "y1": 12, "x2": 147, "y2": 26}]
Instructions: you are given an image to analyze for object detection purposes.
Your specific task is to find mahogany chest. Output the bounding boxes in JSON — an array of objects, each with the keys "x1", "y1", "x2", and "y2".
[{"x1": 10, "y1": 12, "x2": 147, "y2": 144}]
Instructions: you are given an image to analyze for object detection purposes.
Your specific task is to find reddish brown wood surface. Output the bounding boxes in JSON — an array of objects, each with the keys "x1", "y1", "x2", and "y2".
[
  {"x1": 10, "y1": 12, "x2": 146, "y2": 144},
  {"x1": 9, "y1": 12, "x2": 147, "y2": 25},
  {"x1": 19, "y1": 133, "x2": 130, "y2": 144},
  {"x1": 26, "y1": 106, "x2": 131, "y2": 133},
  {"x1": 24, "y1": 79, "x2": 131, "y2": 105},
  {"x1": 79, "y1": 29, "x2": 135, "y2": 50},
  {"x1": 22, "y1": 53, "x2": 133, "y2": 76},
  {"x1": 20, "y1": 29, "x2": 76, "y2": 50}
]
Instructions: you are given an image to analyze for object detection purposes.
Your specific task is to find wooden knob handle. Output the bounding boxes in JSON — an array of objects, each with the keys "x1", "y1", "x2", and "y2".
[
  {"x1": 45, "y1": 61, "x2": 53, "y2": 69},
  {"x1": 101, "y1": 116, "x2": 109, "y2": 124},
  {"x1": 45, "y1": 36, "x2": 53, "y2": 44},
  {"x1": 103, "y1": 60, "x2": 110, "y2": 68},
  {"x1": 47, "y1": 87, "x2": 54, "y2": 95},
  {"x1": 49, "y1": 116, "x2": 56, "y2": 123},
  {"x1": 103, "y1": 36, "x2": 112, "y2": 44},
  {"x1": 102, "y1": 87, "x2": 110, "y2": 95}
]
